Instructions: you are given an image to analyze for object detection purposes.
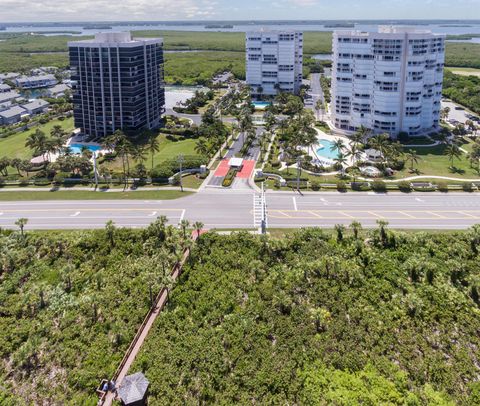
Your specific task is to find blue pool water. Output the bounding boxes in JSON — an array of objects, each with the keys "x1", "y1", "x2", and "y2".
[
  {"x1": 69, "y1": 143, "x2": 102, "y2": 154},
  {"x1": 252, "y1": 101, "x2": 271, "y2": 109},
  {"x1": 316, "y1": 139, "x2": 340, "y2": 159}
]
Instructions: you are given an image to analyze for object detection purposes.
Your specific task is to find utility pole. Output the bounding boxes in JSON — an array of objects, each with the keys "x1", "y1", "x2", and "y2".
[
  {"x1": 178, "y1": 154, "x2": 184, "y2": 192},
  {"x1": 93, "y1": 152, "x2": 99, "y2": 190},
  {"x1": 296, "y1": 156, "x2": 303, "y2": 192},
  {"x1": 261, "y1": 183, "x2": 267, "y2": 235}
]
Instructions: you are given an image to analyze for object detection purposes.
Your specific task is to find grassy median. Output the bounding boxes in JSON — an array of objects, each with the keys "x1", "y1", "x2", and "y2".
[{"x1": 0, "y1": 190, "x2": 193, "y2": 201}]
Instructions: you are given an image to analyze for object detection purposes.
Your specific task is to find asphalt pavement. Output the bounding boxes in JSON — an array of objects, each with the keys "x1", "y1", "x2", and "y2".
[{"x1": 1, "y1": 190, "x2": 480, "y2": 230}]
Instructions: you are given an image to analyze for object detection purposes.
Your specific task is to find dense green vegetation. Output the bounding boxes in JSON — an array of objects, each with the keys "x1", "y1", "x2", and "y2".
[
  {"x1": 134, "y1": 228, "x2": 480, "y2": 404},
  {"x1": 444, "y1": 42, "x2": 480, "y2": 70},
  {"x1": 0, "y1": 221, "x2": 190, "y2": 404},
  {"x1": 443, "y1": 70, "x2": 480, "y2": 115},
  {"x1": 1, "y1": 32, "x2": 479, "y2": 85},
  {"x1": 164, "y1": 51, "x2": 245, "y2": 85}
]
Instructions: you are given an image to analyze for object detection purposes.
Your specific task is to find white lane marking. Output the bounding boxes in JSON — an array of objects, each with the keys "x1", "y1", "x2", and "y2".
[
  {"x1": 149, "y1": 211, "x2": 158, "y2": 217},
  {"x1": 293, "y1": 197, "x2": 298, "y2": 211},
  {"x1": 415, "y1": 198, "x2": 425, "y2": 203},
  {"x1": 71, "y1": 212, "x2": 81, "y2": 217},
  {"x1": 179, "y1": 209, "x2": 186, "y2": 223}
]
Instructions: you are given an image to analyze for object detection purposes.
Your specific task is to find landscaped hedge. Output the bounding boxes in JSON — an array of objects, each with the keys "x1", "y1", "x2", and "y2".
[{"x1": 150, "y1": 155, "x2": 207, "y2": 179}]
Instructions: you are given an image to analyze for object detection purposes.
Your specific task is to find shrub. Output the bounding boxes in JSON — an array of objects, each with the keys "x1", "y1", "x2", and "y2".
[
  {"x1": 33, "y1": 178, "x2": 51, "y2": 187},
  {"x1": 271, "y1": 159, "x2": 281, "y2": 168},
  {"x1": 463, "y1": 182, "x2": 474, "y2": 192},
  {"x1": 436, "y1": 181, "x2": 449, "y2": 192},
  {"x1": 398, "y1": 181, "x2": 412, "y2": 192},
  {"x1": 310, "y1": 180, "x2": 321, "y2": 191},
  {"x1": 371, "y1": 180, "x2": 387, "y2": 192},
  {"x1": 53, "y1": 172, "x2": 68, "y2": 185},
  {"x1": 336, "y1": 180, "x2": 347, "y2": 192},
  {"x1": 150, "y1": 164, "x2": 174, "y2": 179}
]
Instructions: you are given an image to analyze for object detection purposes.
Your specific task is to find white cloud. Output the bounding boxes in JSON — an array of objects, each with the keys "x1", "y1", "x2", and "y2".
[{"x1": 0, "y1": 0, "x2": 219, "y2": 21}]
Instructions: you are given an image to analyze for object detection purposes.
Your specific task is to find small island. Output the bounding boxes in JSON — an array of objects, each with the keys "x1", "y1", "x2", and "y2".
[
  {"x1": 205, "y1": 24, "x2": 234, "y2": 29},
  {"x1": 324, "y1": 23, "x2": 355, "y2": 28},
  {"x1": 83, "y1": 25, "x2": 113, "y2": 30}
]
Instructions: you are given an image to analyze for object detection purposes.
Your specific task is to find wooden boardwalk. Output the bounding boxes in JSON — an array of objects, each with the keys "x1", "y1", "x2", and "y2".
[{"x1": 99, "y1": 234, "x2": 199, "y2": 406}]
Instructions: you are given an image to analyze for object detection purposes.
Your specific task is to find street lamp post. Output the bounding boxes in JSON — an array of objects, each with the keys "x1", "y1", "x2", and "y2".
[
  {"x1": 178, "y1": 154, "x2": 184, "y2": 192},
  {"x1": 296, "y1": 156, "x2": 303, "y2": 192}
]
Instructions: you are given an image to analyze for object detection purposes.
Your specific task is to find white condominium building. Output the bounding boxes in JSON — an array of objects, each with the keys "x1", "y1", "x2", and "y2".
[
  {"x1": 331, "y1": 26, "x2": 445, "y2": 137},
  {"x1": 246, "y1": 31, "x2": 303, "y2": 98}
]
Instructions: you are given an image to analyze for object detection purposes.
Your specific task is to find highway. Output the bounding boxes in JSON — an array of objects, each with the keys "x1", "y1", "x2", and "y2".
[{"x1": 1, "y1": 190, "x2": 480, "y2": 230}]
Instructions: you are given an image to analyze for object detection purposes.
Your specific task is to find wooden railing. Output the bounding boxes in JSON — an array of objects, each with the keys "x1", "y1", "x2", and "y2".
[{"x1": 98, "y1": 235, "x2": 199, "y2": 405}]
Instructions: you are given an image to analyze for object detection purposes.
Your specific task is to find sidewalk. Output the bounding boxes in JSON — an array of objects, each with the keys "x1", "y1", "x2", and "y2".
[{"x1": 0, "y1": 186, "x2": 198, "y2": 193}]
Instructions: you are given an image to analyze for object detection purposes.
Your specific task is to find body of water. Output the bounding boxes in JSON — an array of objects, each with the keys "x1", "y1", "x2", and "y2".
[
  {"x1": 3, "y1": 21, "x2": 480, "y2": 36},
  {"x1": 316, "y1": 139, "x2": 339, "y2": 160},
  {"x1": 69, "y1": 143, "x2": 102, "y2": 154}
]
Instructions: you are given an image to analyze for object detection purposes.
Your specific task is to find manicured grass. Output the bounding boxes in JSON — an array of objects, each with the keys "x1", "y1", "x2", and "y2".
[
  {"x1": 0, "y1": 190, "x2": 193, "y2": 201},
  {"x1": 152, "y1": 136, "x2": 197, "y2": 166},
  {"x1": 394, "y1": 144, "x2": 479, "y2": 179},
  {"x1": 0, "y1": 117, "x2": 74, "y2": 160},
  {"x1": 102, "y1": 134, "x2": 199, "y2": 173}
]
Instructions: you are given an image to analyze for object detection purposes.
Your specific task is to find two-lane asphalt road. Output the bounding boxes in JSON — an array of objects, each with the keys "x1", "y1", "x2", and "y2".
[{"x1": 1, "y1": 190, "x2": 480, "y2": 230}]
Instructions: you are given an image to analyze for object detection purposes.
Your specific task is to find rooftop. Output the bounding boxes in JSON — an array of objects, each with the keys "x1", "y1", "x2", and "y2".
[
  {"x1": 21, "y1": 99, "x2": 49, "y2": 110},
  {"x1": 16, "y1": 74, "x2": 56, "y2": 83},
  {"x1": 117, "y1": 372, "x2": 149, "y2": 405},
  {"x1": 0, "y1": 106, "x2": 26, "y2": 119},
  {"x1": 68, "y1": 31, "x2": 163, "y2": 47},
  {"x1": 0, "y1": 91, "x2": 20, "y2": 103},
  {"x1": 48, "y1": 83, "x2": 69, "y2": 94}
]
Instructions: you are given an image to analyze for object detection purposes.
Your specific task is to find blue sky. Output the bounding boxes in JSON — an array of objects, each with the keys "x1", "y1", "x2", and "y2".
[{"x1": 0, "y1": 0, "x2": 479, "y2": 22}]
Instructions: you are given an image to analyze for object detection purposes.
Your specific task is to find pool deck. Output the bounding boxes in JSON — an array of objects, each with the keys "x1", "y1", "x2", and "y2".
[{"x1": 310, "y1": 128, "x2": 354, "y2": 166}]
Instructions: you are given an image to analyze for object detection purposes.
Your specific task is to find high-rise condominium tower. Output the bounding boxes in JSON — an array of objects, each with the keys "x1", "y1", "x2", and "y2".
[
  {"x1": 331, "y1": 26, "x2": 445, "y2": 137},
  {"x1": 68, "y1": 32, "x2": 165, "y2": 138},
  {"x1": 246, "y1": 31, "x2": 303, "y2": 98}
]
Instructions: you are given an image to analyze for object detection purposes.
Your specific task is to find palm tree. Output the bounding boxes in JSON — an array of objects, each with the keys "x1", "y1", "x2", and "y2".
[
  {"x1": 131, "y1": 145, "x2": 147, "y2": 166},
  {"x1": 147, "y1": 133, "x2": 160, "y2": 171},
  {"x1": 15, "y1": 218, "x2": 28, "y2": 237},
  {"x1": 105, "y1": 220, "x2": 116, "y2": 247},
  {"x1": 25, "y1": 129, "x2": 48, "y2": 163},
  {"x1": 11, "y1": 158, "x2": 22, "y2": 176},
  {"x1": 334, "y1": 153, "x2": 348, "y2": 175},
  {"x1": 315, "y1": 100, "x2": 324, "y2": 120},
  {"x1": 441, "y1": 106, "x2": 450, "y2": 122},
  {"x1": 349, "y1": 220, "x2": 362, "y2": 240},
  {"x1": 193, "y1": 221, "x2": 204, "y2": 239},
  {"x1": 195, "y1": 137, "x2": 209, "y2": 157},
  {"x1": 405, "y1": 150, "x2": 421, "y2": 172},
  {"x1": 50, "y1": 125, "x2": 67, "y2": 140},
  {"x1": 332, "y1": 139, "x2": 346, "y2": 154},
  {"x1": 377, "y1": 220, "x2": 389, "y2": 247},
  {"x1": 346, "y1": 144, "x2": 362, "y2": 166},
  {"x1": 180, "y1": 219, "x2": 190, "y2": 239},
  {"x1": 334, "y1": 224, "x2": 346, "y2": 242},
  {"x1": 445, "y1": 144, "x2": 462, "y2": 169}
]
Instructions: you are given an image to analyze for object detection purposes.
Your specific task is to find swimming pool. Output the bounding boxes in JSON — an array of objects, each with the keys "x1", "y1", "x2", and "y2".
[
  {"x1": 69, "y1": 143, "x2": 102, "y2": 154},
  {"x1": 252, "y1": 101, "x2": 272, "y2": 110},
  {"x1": 316, "y1": 139, "x2": 340, "y2": 160}
]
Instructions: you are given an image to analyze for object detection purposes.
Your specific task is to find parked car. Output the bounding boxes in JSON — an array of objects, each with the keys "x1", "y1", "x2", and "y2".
[{"x1": 455, "y1": 106, "x2": 465, "y2": 111}]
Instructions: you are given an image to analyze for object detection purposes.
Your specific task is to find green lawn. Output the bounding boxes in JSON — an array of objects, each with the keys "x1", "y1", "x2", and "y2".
[
  {"x1": 0, "y1": 190, "x2": 192, "y2": 201},
  {"x1": 152, "y1": 136, "x2": 198, "y2": 166},
  {"x1": 0, "y1": 118, "x2": 74, "y2": 160},
  {"x1": 395, "y1": 144, "x2": 479, "y2": 179}
]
